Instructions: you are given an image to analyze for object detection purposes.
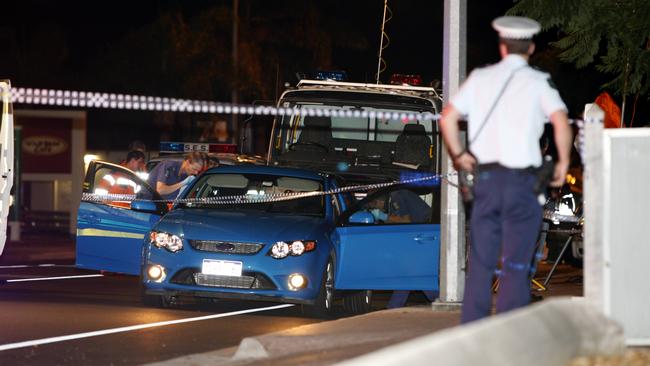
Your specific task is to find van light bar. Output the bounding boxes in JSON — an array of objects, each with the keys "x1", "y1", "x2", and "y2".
[{"x1": 8, "y1": 86, "x2": 438, "y2": 121}]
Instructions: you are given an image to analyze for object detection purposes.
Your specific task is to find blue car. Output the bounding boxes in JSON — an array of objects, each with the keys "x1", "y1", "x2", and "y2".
[{"x1": 76, "y1": 161, "x2": 440, "y2": 315}]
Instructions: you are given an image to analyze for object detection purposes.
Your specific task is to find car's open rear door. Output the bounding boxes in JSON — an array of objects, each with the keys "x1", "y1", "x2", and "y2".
[{"x1": 76, "y1": 161, "x2": 165, "y2": 275}]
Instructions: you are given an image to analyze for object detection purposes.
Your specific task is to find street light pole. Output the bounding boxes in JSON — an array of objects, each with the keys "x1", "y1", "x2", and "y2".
[
  {"x1": 438, "y1": 0, "x2": 467, "y2": 307},
  {"x1": 232, "y1": 0, "x2": 239, "y2": 147}
]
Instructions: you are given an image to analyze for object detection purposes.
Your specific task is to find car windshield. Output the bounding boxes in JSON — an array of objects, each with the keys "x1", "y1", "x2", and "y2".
[{"x1": 181, "y1": 172, "x2": 324, "y2": 216}]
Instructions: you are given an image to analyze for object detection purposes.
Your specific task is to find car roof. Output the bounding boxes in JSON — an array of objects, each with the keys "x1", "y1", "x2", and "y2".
[{"x1": 148, "y1": 153, "x2": 265, "y2": 165}]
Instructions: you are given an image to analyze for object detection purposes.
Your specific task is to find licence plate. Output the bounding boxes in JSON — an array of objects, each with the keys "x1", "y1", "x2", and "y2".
[{"x1": 202, "y1": 259, "x2": 243, "y2": 277}]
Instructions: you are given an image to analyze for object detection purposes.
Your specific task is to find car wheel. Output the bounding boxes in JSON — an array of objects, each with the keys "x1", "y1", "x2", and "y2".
[
  {"x1": 304, "y1": 257, "x2": 336, "y2": 318},
  {"x1": 343, "y1": 290, "x2": 372, "y2": 314}
]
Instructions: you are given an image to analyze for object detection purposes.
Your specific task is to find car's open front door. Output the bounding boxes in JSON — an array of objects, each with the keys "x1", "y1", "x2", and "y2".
[
  {"x1": 333, "y1": 186, "x2": 441, "y2": 291},
  {"x1": 76, "y1": 161, "x2": 165, "y2": 275}
]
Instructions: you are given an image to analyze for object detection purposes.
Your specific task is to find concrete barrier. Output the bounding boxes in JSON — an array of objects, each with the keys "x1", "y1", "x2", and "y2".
[{"x1": 336, "y1": 297, "x2": 625, "y2": 366}]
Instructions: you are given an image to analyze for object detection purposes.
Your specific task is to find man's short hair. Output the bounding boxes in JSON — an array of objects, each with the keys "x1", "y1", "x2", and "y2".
[
  {"x1": 207, "y1": 156, "x2": 220, "y2": 168},
  {"x1": 185, "y1": 152, "x2": 208, "y2": 165},
  {"x1": 500, "y1": 37, "x2": 533, "y2": 55},
  {"x1": 126, "y1": 150, "x2": 145, "y2": 162},
  {"x1": 128, "y1": 140, "x2": 147, "y2": 152}
]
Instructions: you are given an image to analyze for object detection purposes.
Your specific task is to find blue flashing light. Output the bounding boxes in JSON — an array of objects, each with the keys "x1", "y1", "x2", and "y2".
[
  {"x1": 399, "y1": 171, "x2": 440, "y2": 187},
  {"x1": 160, "y1": 142, "x2": 185, "y2": 153},
  {"x1": 314, "y1": 70, "x2": 348, "y2": 81},
  {"x1": 336, "y1": 161, "x2": 350, "y2": 172}
]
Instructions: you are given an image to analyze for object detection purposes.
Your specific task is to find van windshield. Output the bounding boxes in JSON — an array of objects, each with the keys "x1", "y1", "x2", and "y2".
[{"x1": 271, "y1": 103, "x2": 437, "y2": 172}]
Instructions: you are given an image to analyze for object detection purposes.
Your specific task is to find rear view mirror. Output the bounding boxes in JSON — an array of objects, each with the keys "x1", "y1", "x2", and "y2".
[{"x1": 349, "y1": 211, "x2": 375, "y2": 224}]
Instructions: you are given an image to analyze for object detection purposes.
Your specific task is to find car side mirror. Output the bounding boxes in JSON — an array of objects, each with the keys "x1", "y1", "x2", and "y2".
[
  {"x1": 131, "y1": 200, "x2": 158, "y2": 213},
  {"x1": 349, "y1": 211, "x2": 375, "y2": 224}
]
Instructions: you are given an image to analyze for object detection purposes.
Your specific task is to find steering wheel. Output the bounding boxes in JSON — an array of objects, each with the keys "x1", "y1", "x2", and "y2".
[{"x1": 288, "y1": 141, "x2": 329, "y2": 154}]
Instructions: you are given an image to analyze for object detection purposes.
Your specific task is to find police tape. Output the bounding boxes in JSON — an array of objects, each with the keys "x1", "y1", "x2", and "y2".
[
  {"x1": 9, "y1": 87, "x2": 439, "y2": 122},
  {"x1": 81, "y1": 172, "x2": 453, "y2": 205},
  {"x1": 9, "y1": 85, "x2": 589, "y2": 167}
]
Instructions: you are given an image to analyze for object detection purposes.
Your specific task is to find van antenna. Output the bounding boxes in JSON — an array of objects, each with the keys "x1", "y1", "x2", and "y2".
[{"x1": 375, "y1": 0, "x2": 392, "y2": 84}]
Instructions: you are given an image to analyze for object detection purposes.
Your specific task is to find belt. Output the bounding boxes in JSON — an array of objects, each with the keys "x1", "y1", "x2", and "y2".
[
  {"x1": 477, "y1": 163, "x2": 505, "y2": 171},
  {"x1": 478, "y1": 163, "x2": 536, "y2": 173}
]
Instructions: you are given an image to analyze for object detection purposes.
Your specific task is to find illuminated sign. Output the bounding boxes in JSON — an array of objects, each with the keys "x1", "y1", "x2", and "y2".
[
  {"x1": 22, "y1": 135, "x2": 69, "y2": 156},
  {"x1": 159, "y1": 142, "x2": 237, "y2": 154}
]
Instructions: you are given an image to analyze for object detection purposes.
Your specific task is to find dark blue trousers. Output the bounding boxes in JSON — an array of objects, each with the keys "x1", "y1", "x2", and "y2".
[{"x1": 461, "y1": 167, "x2": 542, "y2": 324}]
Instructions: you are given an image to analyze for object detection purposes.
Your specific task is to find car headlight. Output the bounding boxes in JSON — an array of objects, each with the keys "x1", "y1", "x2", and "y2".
[
  {"x1": 149, "y1": 231, "x2": 184, "y2": 253},
  {"x1": 268, "y1": 240, "x2": 316, "y2": 259}
]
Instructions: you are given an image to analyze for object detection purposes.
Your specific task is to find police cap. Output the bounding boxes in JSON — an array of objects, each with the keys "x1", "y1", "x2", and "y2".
[{"x1": 492, "y1": 16, "x2": 541, "y2": 40}]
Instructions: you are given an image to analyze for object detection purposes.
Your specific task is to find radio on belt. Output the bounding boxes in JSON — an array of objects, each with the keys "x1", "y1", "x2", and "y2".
[{"x1": 159, "y1": 142, "x2": 237, "y2": 153}]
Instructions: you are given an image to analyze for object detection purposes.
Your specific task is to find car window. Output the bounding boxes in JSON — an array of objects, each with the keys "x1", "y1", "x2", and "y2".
[
  {"x1": 184, "y1": 172, "x2": 325, "y2": 216},
  {"x1": 349, "y1": 186, "x2": 433, "y2": 225},
  {"x1": 91, "y1": 165, "x2": 156, "y2": 209}
]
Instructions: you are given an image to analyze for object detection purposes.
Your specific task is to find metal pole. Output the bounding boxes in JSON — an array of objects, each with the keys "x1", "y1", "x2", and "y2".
[
  {"x1": 375, "y1": 0, "x2": 388, "y2": 84},
  {"x1": 437, "y1": 0, "x2": 467, "y2": 306},
  {"x1": 231, "y1": 0, "x2": 239, "y2": 147}
]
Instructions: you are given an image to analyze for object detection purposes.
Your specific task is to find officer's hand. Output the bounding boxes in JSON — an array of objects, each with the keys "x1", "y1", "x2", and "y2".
[
  {"x1": 370, "y1": 208, "x2": 388, "y2": 222},
  {"x1": 180, "y1": 175, "x2": 196, "y2": 187},
  {"x1": 453, "y1": 152, "x2": 477, "y2": 172},
  {"x1": 550, "y1": 160, "x2": 569, "y2": 187}
]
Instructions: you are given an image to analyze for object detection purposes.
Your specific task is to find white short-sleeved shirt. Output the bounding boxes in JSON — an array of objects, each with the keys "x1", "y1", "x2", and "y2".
[{"x1": 450, "y1": 54, "x2": 567, "y2": 168}]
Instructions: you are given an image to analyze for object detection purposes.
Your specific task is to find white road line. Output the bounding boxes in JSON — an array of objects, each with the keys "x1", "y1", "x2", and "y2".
[
  {"x1": 3, "y1": 274, "x2": 104, "y2": 283},
  {"x1": 0, "y1": 264, "x2": 73, "y2": 269},
  {"x1": 0, "y1": 304, "x2": 295, "y2": 352}
]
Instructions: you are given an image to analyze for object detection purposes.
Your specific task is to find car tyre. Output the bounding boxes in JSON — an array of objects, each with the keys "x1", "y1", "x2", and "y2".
[
  {"x1": 303, "y1": 257, "x2": 336, "y2": 318},
  {"x1": 343, "y1": 290, "x2": 372, "y2": 314}
]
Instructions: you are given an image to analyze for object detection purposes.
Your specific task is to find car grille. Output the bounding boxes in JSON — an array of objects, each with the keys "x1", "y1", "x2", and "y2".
[
  {"x1": 189, "y1": 240, "x2": 264, "y2": 255},
  {"x1": 194, "y1": 273, "x2": 256, "y2": 288},
  {"x1": 170, "y1": 268, "x2": 276, "y2": 290}
]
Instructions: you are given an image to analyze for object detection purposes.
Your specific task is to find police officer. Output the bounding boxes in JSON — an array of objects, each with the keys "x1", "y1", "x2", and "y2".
[
  {"x1": 147, "y1": 152, "x2": 207, "y2": 200},
  {"x1": 440, "y1": 16, "x2": 573, "y2": 323}
]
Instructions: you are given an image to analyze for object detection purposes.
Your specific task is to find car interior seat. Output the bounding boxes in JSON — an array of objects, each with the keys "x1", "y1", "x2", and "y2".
[
  {"x1": 296, "y1": 116, "x2": 333, "y2": 150},
  {"x1": 393, "y1": 123, "x2": 432, "y2": 168}
]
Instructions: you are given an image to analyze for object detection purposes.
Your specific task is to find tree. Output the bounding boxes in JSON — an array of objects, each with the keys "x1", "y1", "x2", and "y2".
[{"x1": 508, "y1": 0, "x2": 650, "y2": 125}]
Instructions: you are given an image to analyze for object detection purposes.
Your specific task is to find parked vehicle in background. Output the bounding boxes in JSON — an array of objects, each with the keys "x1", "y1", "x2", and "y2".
[
  {"x1": 145, "y1": 142, "x2": 266, "y2": 176},
  {"x1": 267, "y1": 74, "x2": 443, "y2": 186},
  {"x1": 543, "y1": 165, "x2": 583, "y2": 266}
]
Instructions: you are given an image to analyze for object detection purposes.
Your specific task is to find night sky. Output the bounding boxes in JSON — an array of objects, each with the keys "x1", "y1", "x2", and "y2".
[{"x1": 2, "y1": 1, "x2": 633, "y2": 152}]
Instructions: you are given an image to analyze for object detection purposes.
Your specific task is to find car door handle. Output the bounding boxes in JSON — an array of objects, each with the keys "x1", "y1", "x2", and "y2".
[{"x1": 414, "y1": 234, "x2": 436, "y2": 243}]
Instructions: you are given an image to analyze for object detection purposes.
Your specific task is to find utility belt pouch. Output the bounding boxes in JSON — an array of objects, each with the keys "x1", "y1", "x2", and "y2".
[
  {"x1": 533, "y1": 155, "x2": 555, "y2": 195},
  {"x1": 458, "y1": 166, "x2": 478, "y2": 203}
]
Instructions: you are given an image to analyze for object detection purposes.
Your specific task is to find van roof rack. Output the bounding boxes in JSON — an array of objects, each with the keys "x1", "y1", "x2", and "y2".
[{"x1": 296, "y1": 79, "x2": 441, "y2": 99}]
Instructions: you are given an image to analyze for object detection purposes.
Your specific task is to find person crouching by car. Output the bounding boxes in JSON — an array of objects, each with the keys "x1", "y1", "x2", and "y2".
[{"x1": 147, "y1": 152, "x2": 207, "y2": 200}]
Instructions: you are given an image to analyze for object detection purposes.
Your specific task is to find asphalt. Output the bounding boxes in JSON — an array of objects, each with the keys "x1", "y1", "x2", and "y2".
[
  {"x1": 148, "y1": 263, "x2": 585, "y2": 366},
  {"x1": 0, "y1": 233, "x2": 76, "y2": 265},
  {"x1": 1, "y1": 233, "x2": 593, "y2": 365}
]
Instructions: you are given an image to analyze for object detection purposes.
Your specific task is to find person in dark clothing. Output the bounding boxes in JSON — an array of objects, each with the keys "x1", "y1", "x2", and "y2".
[{"x1": 147, "y1": 152, "x2": 207, "y2": 200}]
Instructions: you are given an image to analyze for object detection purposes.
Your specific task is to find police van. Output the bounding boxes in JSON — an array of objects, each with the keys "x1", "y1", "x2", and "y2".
[
  {"x1": 266, "y1": 73, "x2": 443, "y2": 185},
  {"x1": 266, "y1": 72, "x2": 444, "y2": 223}
]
